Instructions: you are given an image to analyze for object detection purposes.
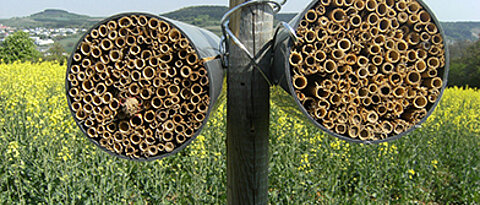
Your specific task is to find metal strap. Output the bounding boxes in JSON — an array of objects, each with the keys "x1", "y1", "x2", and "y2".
[{"x1": 219, "y1": 0, "x2": 287, "y2": 86}]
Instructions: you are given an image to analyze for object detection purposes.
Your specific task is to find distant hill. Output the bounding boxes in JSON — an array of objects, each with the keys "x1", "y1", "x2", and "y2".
[
  {"x1": 441, "y1": 22, "x2": 480, "y2": 42},
  {"x1": 161, "y1": 6, "x2": 295, "y2": 28},
  {"x1": 162, "y1": 6, "x2": 228, "y2": 28},
  {"x1": 0, "y1": 9, "x2": 101, "y2": 28}
]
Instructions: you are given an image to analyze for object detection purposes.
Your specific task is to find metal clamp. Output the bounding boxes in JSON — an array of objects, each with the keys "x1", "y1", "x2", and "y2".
[{"x1": 219, "y1": 0, "x2": 287, "y2": 86}]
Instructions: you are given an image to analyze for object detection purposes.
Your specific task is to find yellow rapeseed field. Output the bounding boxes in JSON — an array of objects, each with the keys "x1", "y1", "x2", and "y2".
[{"x1": 0, "y1": 61, "x2": 479, "y2": 203}]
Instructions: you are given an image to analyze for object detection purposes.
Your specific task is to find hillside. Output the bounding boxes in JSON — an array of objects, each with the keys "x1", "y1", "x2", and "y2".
[
  {"x1": 162, "y1": 6, "x2": 228, "y2": 28},
  {"x1": 0, "y1": 9, "x2": 101, "y2": 28},
  {"x1": 441, "y1": 22, "x2": 480, "y2": 42}
]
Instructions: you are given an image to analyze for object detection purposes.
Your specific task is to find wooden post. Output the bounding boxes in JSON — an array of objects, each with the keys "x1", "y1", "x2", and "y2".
[{"x1": 227, "y1": 0, "x2": 273, "y2": 204}]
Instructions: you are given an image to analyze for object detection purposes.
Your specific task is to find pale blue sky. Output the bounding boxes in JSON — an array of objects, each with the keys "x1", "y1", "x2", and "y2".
[{"x1": 0, "y1": 0, "x2": 478, "y2": 21}]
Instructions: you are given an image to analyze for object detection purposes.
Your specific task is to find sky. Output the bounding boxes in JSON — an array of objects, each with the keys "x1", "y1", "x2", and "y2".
[{"x1": 0, "y1": 0, "x2": 479, "y2": 21}]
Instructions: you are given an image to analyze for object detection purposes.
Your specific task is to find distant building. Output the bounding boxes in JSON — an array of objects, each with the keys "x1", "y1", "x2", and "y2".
[{"x1": 30, "y1": 36, "x2": 54, "y2": 46}]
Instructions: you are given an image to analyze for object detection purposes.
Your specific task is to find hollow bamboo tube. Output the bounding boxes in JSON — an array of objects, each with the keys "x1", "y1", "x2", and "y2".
[
  {"x1": 426, "y1": 57, "x2": 440, "y2": 69},
  {"x1": 138, "y1": 141, "x2": 150, "y2": 153},
  {"x1": 69, "y1": 87, "x2": 79, "y2": 98},
  {"x1": 432, "y1": 34, "x2": 443, "y2": 45},
  {"x1": 377, "y1": 17, "x2": 390, "y2": 32},
  {"x1": 336, "y1": 65, "x2": 349, "y2": 75},
  {"x1": 366, "y1": 13, "x2": 380, "y2": 27},
  {"x1": 392, "y1": 86, "x2": 405, "y2": 98},
  {"x1": 195, "y1": 112, "x2": 206, "y2": 122},
  {"x1": 376, "y1": 2, "x2": 389, "y2": 16},
  {"x1": 406, "y1": 71, "x2": 421, "y2": 85},
  {"x1": 140, "y1": 88, "x2": 152, "y2": 100},
  {"x1": 145, "y1": 146, "x2": 158, "y2": 156},
  {"x1": 428, "y1": 93, "x2": 438, "y2": 103},
  {"x1": 125, "y1": 35, "x2": 136, "y2": 46},
  {"x1": 130, "y1": 114, "x2": 143, "y2": 127},
  {"x1": 140, "y1": 66, "x2": 155, "y2": 81},
  {"x1": 72, "y1": 53, "x2": 83, "y2": 63},
  {"x1": 168, "y1": 28, "x2": 181, "y2": 42},
  {"x1": 422, "y1": 69, "x2": 437, "y2": 78},
  {"x1": 292, "y1": 74, "x2": 308, "y2": 90},
  {"x1": 348, "y1": 125, "x2": 360, "y2": 138},
  {"x1": 100, "y1": 38, "x2": 113, "y2": 51},
  {"x1": 129, "y1": 133, "x2": 142, "y2": 145},
  {"x1": 99, "y1": 138, "x2": 109, "y2": 148},
  {"x1": 160, "y1": 53, "x2": 173, "y2": 64},
  {"x1": 305, "y1": 9, "x2": 318, "y2": 23},
  {"x1": 163, "y1": 142, "x2": 174, "y2": 153},
  {"x1": 361, "y1": 96, "x2": 372, "y2": 106},
  {"x1": 413, "y1": 95, "x2": 428, "y2": 108},
  {"x1": 407, "y1": 33, "x2": 420, "y2": 45},
  {"x1": 358, "y1": 129, "x2": 372, "y2": 141},
  {"x1": 156, "y1": 87, "x2": 168, "y2": 98},
  {"x1": 200, "y1": 76, "x2": 209, "y2": 87},
  {"x1": 407, "y1": 1, "x2": 421, "y2": 14},
  {"x1": 100, "y1": 55, "x2": 110, "y2": 65},
  {"x1": 106, "y1": 20, "x2": 117, "y2": 30},
  {"x1": 414, "y1": 59, "x2": 427, "y2": 72},
  {"x1": 87, "y1": 127, "x2": 98, "y2": 138},
  {"x1": 395, "y1": 12, "x2": 408, "y2": 24},
  {"x1": 81, "y1": 80, "x2": 94, "y2": 93},
  {"x1": 303, "y1": 28, "x2": 316, "y2": 43},
  {"x1": 94, "y1": 82, "x2": 107, "y2": 96},
  {"x1": 71, "y1": 101, "x2": 82, "y2": 112},
  {"x1": 128, "y1": 82, "x2": 140, "y2": 96},
  {"x1": 108, "y1": 99, "x2": 120, "y2": 112},
  {"x1": 381, "y1": 62, "x2": 394, "y2": 74},
  {"x1": 104, "y1": 122, "x2": 116, "y2": 134},
  {"x1": 114, "y1": 132, "x2": 124, "y2": 143},
  {"x1": 175, "y1": 134, "x2": 186, "y2": 144},
  {"x1": 82, "y1": 93, "x2": 93, "y2": 105},
  {"x1": 92, "y1": 95, "x2": 103, "y2": 109},
  {"x1": 162, "y1": 119, "x2": 175, "y2": 132},
  {"x1": 75, "y1": 109, "x2": 87, "y2": 120},
  {"x1": 289, "y1": 51, "x2": 303, "y2": 67},
  {"x1": 70, "y1": 79, "x2": 79, "y2": 87},
  {"x1": 186, "y1": 54, "x2": 198, "y2": 66},
  {"x1": 118, "y1": 16, "x2": 133, "y2": 27},
  {"x1": 385, "y1": 49, "x2": 400, "y2": 63},
  {"x1": 337, "y1": 39, "x2": 351, "y2": 52},
  {"x1": 357, "y1": 87, "x2": 369, "y2": 98},
  {"x1": 102, "y1": 92, "x2": 113, "y2": 104},
  {"x1": 112, "y1": 142, "x2": 123, "y2": 155},
  {"x1": 189, "y1": 95, "x2": 201, "y2": 105},
  {"x1": 423, "y1": 77, "x2": 443, "y2": 89},
  {"x1": 90, "y1": 29, "x2": 100, "y2": 39},
  {"x1": 382, "y1": 121, "x2": 394, "y2": 134}
]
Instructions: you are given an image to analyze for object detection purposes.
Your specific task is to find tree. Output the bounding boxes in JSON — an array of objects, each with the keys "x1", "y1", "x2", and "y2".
[
  {"x1": 449, "y1": 39, "x2": 480, "y2": 88},
  {"x1": 44, "y1": 42, "x2": 67, "y2": 65},
  {"x1": 0, "y1": 31, "x2": 41, "y2": 63}
]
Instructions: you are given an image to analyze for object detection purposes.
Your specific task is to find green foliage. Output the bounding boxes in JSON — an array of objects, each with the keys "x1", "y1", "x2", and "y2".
[
  {"x1": 0, "y1": 31, "x2": 41, "y2": 63},
  {"x1": 43, "y1": 42, "x2": 67, "y2": 65},
  {"x1": 448, "y1": 39, "x2": 480, "y2": 88}
]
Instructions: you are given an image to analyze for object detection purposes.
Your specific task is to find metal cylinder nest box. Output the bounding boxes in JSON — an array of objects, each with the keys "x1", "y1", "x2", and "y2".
[
  {"x1": 65, "y1": 13, "x2": 224, "y2": 161},
  {"x1": 272, "y1": 0, "x2": 449, "y2": 143}
]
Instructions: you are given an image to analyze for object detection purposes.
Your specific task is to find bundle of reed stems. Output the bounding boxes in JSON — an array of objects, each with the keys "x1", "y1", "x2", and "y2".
[
  {"x1": 289, "y1": 0, "x2": 446, "y2": 141},
  {"x1": 67, "y1": 14, "x2": 211, "y2": 159}
]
